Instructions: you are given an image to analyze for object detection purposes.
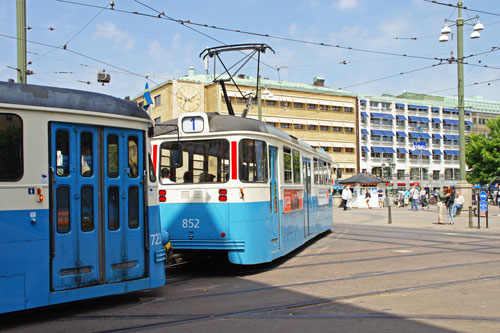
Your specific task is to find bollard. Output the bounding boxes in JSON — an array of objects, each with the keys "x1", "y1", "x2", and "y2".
[
  {"x1": 468, "y1": 206, "x2": 473, "y2": 228},
  {"x1": 388, "y1": 204, "x2": 392, "y2": 224}
]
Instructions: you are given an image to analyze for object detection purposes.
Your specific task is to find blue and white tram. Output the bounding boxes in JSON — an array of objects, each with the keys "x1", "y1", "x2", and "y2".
[
  {"x1": 152, "y1": 112, "x2": 333, "y2": 265},
  {"x1": 0, "y1": 82, "x2": 166, "y2": 314}
]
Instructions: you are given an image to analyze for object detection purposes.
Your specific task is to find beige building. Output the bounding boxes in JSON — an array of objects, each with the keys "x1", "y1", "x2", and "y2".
[{"x1": 135, "y1": 67, "x2": 359, "y2": 179}]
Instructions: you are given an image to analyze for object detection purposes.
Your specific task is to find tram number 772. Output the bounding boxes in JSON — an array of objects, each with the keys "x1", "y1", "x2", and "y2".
[{"x1": 182, "y1": 218, "x2": 200, "y2": 229}]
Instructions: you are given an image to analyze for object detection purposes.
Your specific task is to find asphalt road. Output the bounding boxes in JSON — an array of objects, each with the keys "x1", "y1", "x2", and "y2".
[{"x1": 2, "y1": 205, "x2": 500, "y2": 332}]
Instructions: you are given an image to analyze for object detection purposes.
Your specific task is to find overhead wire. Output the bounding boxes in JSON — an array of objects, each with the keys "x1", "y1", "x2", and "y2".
[
  {"x1": 0, "y1": 32, "x2": 159, "y2": 85},
  {"x1": 423, "y1": 0, "x2": 500, "y2": 18},
  {"x1": 339, "y1": 63, "x2": 447, "y2": 90}
]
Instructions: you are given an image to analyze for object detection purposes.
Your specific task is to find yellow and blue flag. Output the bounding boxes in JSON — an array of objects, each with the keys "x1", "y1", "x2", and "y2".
[{"x1": 143, "y1": 82, "x2": 153, "y2": 110}]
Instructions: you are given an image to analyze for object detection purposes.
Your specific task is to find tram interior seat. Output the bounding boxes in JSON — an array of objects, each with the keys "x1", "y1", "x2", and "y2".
[{"x1": 198, "y1": 172, "x2": 215, "y2": 183}]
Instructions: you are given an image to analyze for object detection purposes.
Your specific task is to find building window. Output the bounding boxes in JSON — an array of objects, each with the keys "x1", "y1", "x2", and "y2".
[
  {"x1": 397, "y1": 137, "x2": 405, "y2": 143},
  {"x1": 236, "y1": 98, "x2": 246, "y2": 103},
  {"x1": 332, "y1": 106, "x2": 342, "y2": 112},
  {"x1": 396, "y1": 105, "x2": 405, "y2": 111},
  {"x1": 433, "y1": 154, "x2": 441, "y2": 161},
  {"x1": 345, "y1": 148, "x2": 354, "y2": 153},
  {"x1": 432, "y1": 123, "x2": 440, "y2": 130},
  {"x1": 371, "y1": 135, "x2": 381, "y2": 141},
  {"x1": 154, "y1": 117, "x2": 161, "y2": 124},
  {"x1": 280, "y1": 101, "x2": 289, "y2": 108},
  {"x1": 370, "y1": 101, "x2": 379, "y2": 108},
  {"x1": 154, "y1": 95, "x2": 161, "y2": 107},
  {"x1": 332, "y1": 147, "x2": 341, "y2": 152},
  {"x1": 433, "y1": 170, "x2": 440, "y2": 180},
  {"x1": 307, "y1": 104, "x2": 316, "y2": 110},
  {"x1": 396, "y1": 120, "x2": 405, "y2": 127},
  {"x1": 382, "y1": 119, "x2": 393, "y2": 126},
  {"x1": 266, "y1": 100, "x2": 276, "y2": 106},
  {"x1": 382, "y1": 136, "x2": 393, "y2": 142},
  {"x1": 381, "y1": 103, "x2": 391, "y2": 109},
  {"x1": 307, "y1": 125, "x2": 317, "y2": 130},
  {"x1": 293, "y1": 103, "x2": 303, "y2": 109},
  {"x1": 397, "y1": 170, "x2": 405, "y2": 179},
  {"x1": 332, "y1": 127, "x2": 342, "y2": 132},
  {"x1": 294, "y1": 124, "x2": 303, "y2": 130},
  {"x1": 371, "y1": 152, "x2": 381, "y2": 158},
  {"x1": 281, "y1": 123, "x2": 290, "y2": 129},
  {"x1": 345, "y1": 168, "x2": 354, "y2": 173},
  {"x1": 345, "y1": 127, "x2": 353, "y2": 133},
  {"x1": 320, "y1": 126, "x2": 329, "y2": 131},
  {"x1": 370, "y1": 118, "x2": 380, "y2": 125},
  {"x1": 319, "y1": 105, "x2": 329, "y2": 110},
  {"x1": 397, "y1": 153, "x2": 405, "y2": 159},
  {"x1": 344, "y1": 107, "x2": 353, "y2": 112}
]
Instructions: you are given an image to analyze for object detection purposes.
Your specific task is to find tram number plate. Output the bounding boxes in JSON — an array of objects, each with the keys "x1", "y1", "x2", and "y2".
[{"x1": 182, "y1": 218, "x2": 200, "y2": 229}]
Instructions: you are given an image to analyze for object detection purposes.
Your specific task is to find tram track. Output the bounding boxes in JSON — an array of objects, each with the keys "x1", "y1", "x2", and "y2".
[{"x1": 88, "y1": 273, "x2": 500, "y2": 332}]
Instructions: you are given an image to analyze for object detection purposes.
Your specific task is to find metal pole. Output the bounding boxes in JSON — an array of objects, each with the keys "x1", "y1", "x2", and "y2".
[
  {"x1": 457, "y1": 1, "x2": 466, "y2": 183},
  {"x1": 257, "y1": 75, "x2": 262, "y2": 121},
  {"x1": 388, "y1": 204, "x2": 392, "y2": 224},
  {"x1": 468, "y1": 206, "x2": 472, "y2": 228},
  {"x1": 16, "y1": 0, "x2": 27, "y2": 83}
]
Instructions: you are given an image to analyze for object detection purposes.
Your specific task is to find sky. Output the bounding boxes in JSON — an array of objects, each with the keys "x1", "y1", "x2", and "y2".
[{"x1": 1, "y1": 0, "x2": 499, "y2": 102}]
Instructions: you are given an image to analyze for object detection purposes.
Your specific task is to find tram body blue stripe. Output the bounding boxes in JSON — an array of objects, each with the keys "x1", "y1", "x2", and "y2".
[
  {"x1": 160, "y1": 194, "x2": 332, "y2": 265},
  {"x1": 0, "y1": 207, "x2": 164, "y2": 313}
]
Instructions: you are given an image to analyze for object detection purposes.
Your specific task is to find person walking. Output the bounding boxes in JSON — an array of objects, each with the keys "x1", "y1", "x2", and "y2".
[
  {"x1": 342, "y1": 186, "x2": 351, "y2": 211},
  {"x1": 377, "y1": 187, "x2": 384, "y2": 208},
  {"x1": 420, "y1": 187, "x2": 427, "y2": 209},
  {"x1": 365, "y1": 189, "x2": 371, "y2": 209},
  {"x1": 409, "y1": 185, "x2": 419, "y2": 211},
  {"x1": 453, "y1": 191, "x2": 464, "y2": 218},
  {"x1": 403, "y1": 188, "x2": 410, "y2": 207},
  {"x1": 437, "y1": 186, "x2": 448, "y2": 224},
  {"x1": 446, "y1": 187, "x2": 456, "y2": 224}
]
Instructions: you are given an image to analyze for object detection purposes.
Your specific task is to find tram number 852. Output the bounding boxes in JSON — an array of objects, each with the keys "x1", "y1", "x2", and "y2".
[{"x1": 182, "y1": 218, "x2": 200, "y2": 229}]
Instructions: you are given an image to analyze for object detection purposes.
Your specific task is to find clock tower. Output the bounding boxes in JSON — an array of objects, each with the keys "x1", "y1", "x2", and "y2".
[{"x1": 172, "y1": 80, "x2": 204, "y2": 118}]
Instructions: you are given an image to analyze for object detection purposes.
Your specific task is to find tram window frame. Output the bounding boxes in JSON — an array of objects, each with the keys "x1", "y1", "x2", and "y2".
[
  {"x1": 292, "y1": 149, "x2": 301, "y2": 184},
  {"x1": 80, "y1": 132, "x2": 93, "y2": 177},
  {"x1": 81, "y1": 186, "x2": 94, "y2": 232},
  {"x1": 239, "y1": 139, "x2": 268, "y2": 183},
  {"x1": 107, "y1": 134, "x2": 119, "y2": 178},
  {"x1": 128, "y1": 186, "x2": 140, "y2": 229},
  {"x1": 108, "y1": 186, "x2": 120, "y2": 231},
  {"x1": 56, "y1": 186, "x2": 70, "y2": 234},
  {"x1": 313, "y1": 158, "x2": 319, "y2": 184},
  {"x1": 283, "y1": 146, "x2": 292, "y2": 183},
  {"x1": 128, "y1": 136, "x2": 139, "y2": 178},
  {"x1": 159, "y1": 139, "x2": 230, "y2": 184},
  {"x1": 148, "y1": 153, "x2": 157, "y2": 182},
  {"x1": 0, "y1": 113, "x2": 23, "y2": 181},
  {"x1": 56, "y1": 130, "x2": 70, "y2": 177}
]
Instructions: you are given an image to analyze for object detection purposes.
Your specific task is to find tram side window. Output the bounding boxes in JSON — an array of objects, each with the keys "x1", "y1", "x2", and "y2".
[
  {"x1": 80, "y1": 132, "x2": 93, "y2": 177},
  {"x1": 239, "y1": 139, "x2": 268, "y2": 183},
  {"x1": 327, "y1": 162, "x2": 332, "y2": 185},
  {"x1": 128, "y1": 136, "x2": 139, "y2": 178},
  {"x1": 160, "y1": 140, "x2": 229, "y2": 184},
  {"x1": 107, "y1": 135, "x2": 119, "y2": 178},
  {"x1": 128, "y1": 186, "x2": 139, "y2": 229},
  {"x1": 313, "y1": 158, "x2": 319, "y2": 185},
  {"x1": 148, "y1": 153, "x2": 156, "y2": 182},
  {"x1": 56, "y1": 130, "x2": 70, "y2": 177},
  {"x1": 293, "y1": 150, "x2": 301, "y2": 184},
  {"x1": 283, "y1": 147, "x2": 292, "y2": 183},
  {"x1": 323, "y1": 162, "x2": 328, "y2": 185},
  {"x1": 57, "y1": 186, "x2": 70, "y2": 233},
  {"x1": 81, "y1": 186, "x2": 94, "y2": 232},
  {"x1": 108, "y1": 186, "x2": 120, "y2": 230},
  {"x1": 0, "y1": 113, "x2": 23, "y2": 181}
]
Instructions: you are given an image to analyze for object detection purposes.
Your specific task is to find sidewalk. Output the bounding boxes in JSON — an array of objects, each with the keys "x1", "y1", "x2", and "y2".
[{"x1": 335, "y1": 203, "x2": 500, "y2": 232}]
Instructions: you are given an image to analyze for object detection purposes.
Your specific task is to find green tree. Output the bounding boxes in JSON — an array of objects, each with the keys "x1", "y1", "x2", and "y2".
[{"x1": 466, "y1": 116, "x2": 500, "y2": 184}]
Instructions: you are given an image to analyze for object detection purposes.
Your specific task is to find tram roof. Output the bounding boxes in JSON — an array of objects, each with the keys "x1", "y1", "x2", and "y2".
[
  {"x1": 155, "y1": 113, "x2": 331, "y2": 160},
  {"x1": 0, "y1": 81, "x2": 150, "y2": 120}
]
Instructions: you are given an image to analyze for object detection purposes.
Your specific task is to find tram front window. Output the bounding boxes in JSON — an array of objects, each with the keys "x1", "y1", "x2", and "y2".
[
  {"x1": 159, "y1": 140, "x2": 229, "y2": 184},
  {"x1": 0, "y1": 113, "x2": 23, "y2": 181}
]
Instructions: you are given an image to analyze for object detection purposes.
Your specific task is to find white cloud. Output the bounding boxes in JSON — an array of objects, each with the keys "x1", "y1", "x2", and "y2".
[
  {"x1": 94, "y1": 22, "x2": 136, "y2": 50},
  {"x1": 288, "y1": 22, "x2": 298, "y2": 36},
  {"x1": 336, "y1": 0, "x2": 358, "y2": 10}
]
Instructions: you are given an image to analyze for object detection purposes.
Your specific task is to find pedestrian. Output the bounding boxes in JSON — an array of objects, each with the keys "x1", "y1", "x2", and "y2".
[
  {"x1": 420, "y1": 187, "x2": 427, "y2": 209},
  {"x1": 365, "y1": 189, "x2": 371, "y2": 209},
  {"x1": 377, "y1": 186, "x2": 384, "y2": 208},
  {"x1": 446, "y1": 187, "x2": 456, "y2": 224},
  {"x1": 342, "y1": 186, "x2": 351, "y2": 211},
  {"x1": 403, "y1": 188, "x2": 410, "y2": 207},
  {"x1": 452, "y1": 191, "x2": 464, "y2": 218},
  {"x1": 409, "y1": 185, "x2": 419, "y2": 211},
  {"x1": 437, "y1": 186, "x2": 447, "y2": 224}
]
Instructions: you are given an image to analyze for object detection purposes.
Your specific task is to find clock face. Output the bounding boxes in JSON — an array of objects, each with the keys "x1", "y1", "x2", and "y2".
[{"x1": 176, "y1": 85, "x2": 201, "y2": 112}]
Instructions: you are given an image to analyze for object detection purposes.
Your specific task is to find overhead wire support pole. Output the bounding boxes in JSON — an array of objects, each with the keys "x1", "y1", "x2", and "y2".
[
  {"x1": 457, "y1": 1, "x2": 466, "y2": 183},
  {"x1": 16, "y1": 0, "x2": 27, "y2": 83}
]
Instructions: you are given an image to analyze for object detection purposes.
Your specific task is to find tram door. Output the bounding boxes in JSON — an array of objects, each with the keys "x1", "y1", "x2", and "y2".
[
  {"x1": 302, "y1": 158, "x2": 312, "y2": 236},
  {"x1": 50, "y1": 124, "x2": 146, "y2": 291},
  {"x1": 269, "y1": 146, "x2": 280, "y2": 251}
]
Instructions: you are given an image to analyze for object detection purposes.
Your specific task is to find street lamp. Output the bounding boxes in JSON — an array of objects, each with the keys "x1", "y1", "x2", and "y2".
[{"x1": 438, "y1": 0, "x2": 483, "y2": 206}]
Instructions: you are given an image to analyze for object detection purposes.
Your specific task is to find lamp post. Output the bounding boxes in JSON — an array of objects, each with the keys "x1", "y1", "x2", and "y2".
[{"x1": 439, "y1": 0, "x2": 483, "y2": 207}]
